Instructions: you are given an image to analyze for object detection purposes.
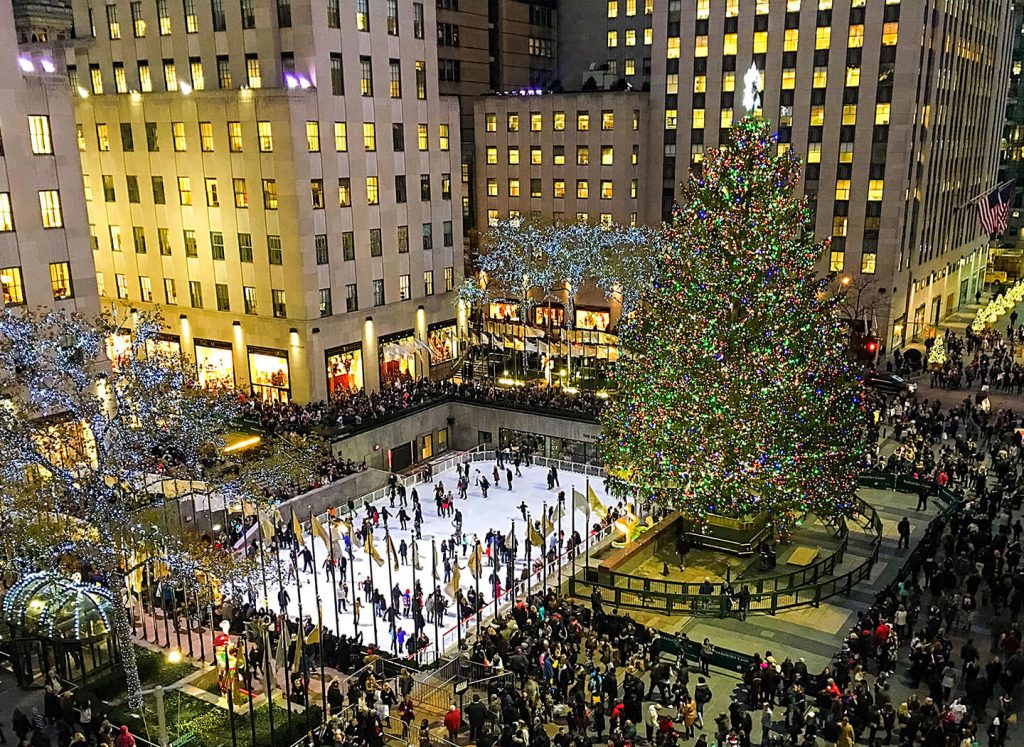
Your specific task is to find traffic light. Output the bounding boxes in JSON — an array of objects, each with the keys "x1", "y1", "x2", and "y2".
[{"x1": 865, "y1": 339, "x2": 879, "y2": 355}]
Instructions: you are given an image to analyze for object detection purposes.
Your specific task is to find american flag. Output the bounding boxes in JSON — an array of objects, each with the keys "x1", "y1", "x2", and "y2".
[{"x1": 977, "y1": 182, "x2": 1014, "y2": 236}]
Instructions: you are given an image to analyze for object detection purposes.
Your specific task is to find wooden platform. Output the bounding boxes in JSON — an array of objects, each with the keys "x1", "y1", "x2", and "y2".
[{"x1": 786, "y1": 546, "x2": 820, "y2": 567}]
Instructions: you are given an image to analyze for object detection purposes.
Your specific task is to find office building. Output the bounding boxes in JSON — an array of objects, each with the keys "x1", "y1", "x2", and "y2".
[
  {"x1": 0, "y1": 1, "x2": 96, "y2": 316},
  {"x1": 477, "y1": 0, "x2": 1014, "y2": 351},
  {"x1": 66, "y1": 0, "x2": 464, "y2": 402}
]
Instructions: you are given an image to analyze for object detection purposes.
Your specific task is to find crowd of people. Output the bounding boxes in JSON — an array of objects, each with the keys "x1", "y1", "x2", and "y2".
[
  {"x1": 915, "y1": 325, "x2": 1024, "y2": 393},
  {"x1": 240, "y1": 378, "x2": 606, "y2": 437}
]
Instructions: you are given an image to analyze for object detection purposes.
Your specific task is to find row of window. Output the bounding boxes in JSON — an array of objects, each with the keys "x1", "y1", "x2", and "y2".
[
  {"x1": 88, "y1": 171, "x2": 453, "y2": 210},
  {"x1": 0, "y1": 263, "x2": 74, "y2": 306},
  {"x1": 73, "y1": 52, "x2": 429, "y2": 101},
  {"x1": 486, "y1": 178, "x2": 635, "y2": 201},
  {"x1": 94, "y1": 222, "x2": 455, "y2": 261},
  {"x1": 79, "y1": 119, "x2": 449, "y2": 156},
  {"x1": 484, "y1": 110, "x2": 637, "y2": 133},
  {"x1": 484, "y1": 144, "x2": 639, "y2": 167},
  {"x1": 0, "y1": 191, "x2": 64, "y2": 231},
  {"x1": 96, "y1": 0, "x2": 419, "y2": 40},
  {"x1": 94, "y1": 267, "x2": 456, "y2": 316},
  {"x1": 666, "y1": 22, "x2": 898, "y2": 59},
  {"x1": 606, "y1": 0, "x2": 654, "y2": 17},
  {"x1": 606, "y1": 28, "x2": 653, "y2": 48}
]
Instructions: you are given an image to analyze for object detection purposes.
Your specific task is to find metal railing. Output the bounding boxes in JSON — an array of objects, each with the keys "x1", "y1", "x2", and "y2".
[{"x1": 566, "y1": 495, "x2": 884, "y2": 617}]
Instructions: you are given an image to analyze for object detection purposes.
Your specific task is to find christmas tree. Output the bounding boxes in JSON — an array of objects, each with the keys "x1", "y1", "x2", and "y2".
[{"x1": 600, "y1": 117, "x2": 865, "y2": 529}]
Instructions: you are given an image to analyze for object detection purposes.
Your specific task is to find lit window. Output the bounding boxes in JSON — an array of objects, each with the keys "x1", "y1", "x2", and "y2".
[
  {"x1": 601, "y1": 146, "x2": 613, "y2": 165},
  {"x1": 1, "y1": 267, "x2": 25, "y2": 305},
  {"x1": 784, "y1": 29, "x2": 799, "y2": 52},
  {"x1": 667, "y1": 38, "x2": 680, "y2": 59},
  {"x1": 366, "y1": 176, "x2": 379, "y2": 205},
  {"x1": 531, "y1": 113, "x2": 542, "y2": 131},
  {"x1": 487, "y1": 178, "x2": 498, "y2": 197},
  {"x1": 228, "y1": 121, "x2": 243, "y2": 151},
  {"x1": 839, "y1": 142, "x2": 854, "y2": 163},
  {"x1": 508, "y1": 179, "x2": 520, "y2": 197},
  {"x1": 507, "y1": 113, "x2": 519, "y2": 132},
  {"x1": 848, "y1": 24, "x2": 864, "y2": 48},
  {"x1": 259, "y1": 121, "x2": 274, "y2": 152},
  {"x1": 846, "y1": 67, "x2": 861, "y2": 87},
  {"x1": 882, "y1": 22, "x2": 898, "y2": 46},
  {"x1": 531, "y1": 147, "x2": 543, "y2": 165},
  {"x1": 50, "y1": 262, "x2": 73, "y2": 300},
  {"x1": 600, "y1": 180, "x2": 613, "y2": 199},
  {"x1": 485, "y1": 113, "x2": 497, "y2": 132},
  {"x1": 835, "y1": 180, "x2": 851, "y2": 200},
  {"x1": 695, "y1": 36, "x2": 709, "y2": 57},
  {"x1": 832, "y1": 217, "x2": 848, "y2": 237},
  {"x1": 553, "y1": 180, "x2": 565, "y2": 198},
  {"x1": 812, "y1": 68, "x2": 828, "y2": 88},
  {"x1": 815, "y1": 27, "x2": 831, "y2": 50},
  {"x1": 602, "y1": 111, "x2": 614, "y2": 130},
  {"x1": 486, "y1": 146, "x2": 498, "y2": 164},
  {"x1": 842, "y1": 105, "x2": 858, "y2": 125},
  {"x1": 234, "y1": 178, "x2": 248, "y2": 208},
  {"x1": 333, "y1": 122, "x2": 347, "y2": 151},
  {"x1": 172, "y1": 122, "x2": 187, "y2": 151},
  {"x1": 508, "y1": 147, "x2": 520, "y2": 164},
  {"x1": 576, "y1": 180, "x2": 589, "y2": 199},
  {"x1": 720, "y1": 109, "x2": 733, "y2": 128},
  {"x1": 439, "y1": 124, "x2": 450, "y2": 151},
  {"x1": 861, "y1": 252, "x2": 877, "y2": 274},
  {"x1": 0, "y1": 193, "x2": 13, "y2": 231},
  {"x1": 177, "y1": 177, "x2": 192, "y2": 205},
  {"x1": 607, "y1": 0, "x2": 617, "y2": 17},
  {"x1": 577, "y1": 112, "x2": 590, "y2": 131},
  {"x1": 28, "y1": 116, "x2": 53, "y2": 155},
  {"x1": 875, "y1": 103, "x2": 891, "y2": 125},
  {"x1": 246, "y1": 55, "x2": 262, "y2": 88},
  {"x1": 625, "y1": 29, "x2": 636, "y2": 46},
  {"x1": 830, "y1": 251, "x2": 844, "y2": 273},
  {"x1": 200, "y1": 121, "x2": 214, "y2": 152},
  {"x1": 665, "y1": 110, "x2": 678, "y2": 129},
  {"x1": 810, "y1": 107, "x2": 825, "y2": 126},
  {"x1": 607, "y1": 31, "x2": 618, "y2": 47},
  {"x1": 868, "y1": 180, "x2": 885, "y2": 201},
  {"x1": 806, "y1": 143, "x2": 822, "y2": 163},
  {"x1": 263, "y1": 180, "x2": 278, "y2": 209},
  {"x1": 723, "y1": 33, "x2": 737, "y2": 55},
  {"x1": 363, "y1": 123, "x2": 376, "y2": 151},
  {"x1": 692, "y1": 109, "x2": 705, "y2": 128},
  {"x1": 754, "y1": 31, "x2": 768, "y2": 54},
  {"x1": 781, "y1": 69, "x2": 796, "y2": 89},
  {"x1": 306, "y1": 121, "x2": 320, "y2": 152},
  {"x1": 38, "y1": 190, "x2": 63, "y2": 227},
  {"x1": 554, "y1": 112, "x2": 565, "y2": 131},
  {"x1": 418, "y1": 124, "x2": 429, "y2": 151},
  {"x1": 577, "y1": 146, "x2": 589, "y2": 165}
]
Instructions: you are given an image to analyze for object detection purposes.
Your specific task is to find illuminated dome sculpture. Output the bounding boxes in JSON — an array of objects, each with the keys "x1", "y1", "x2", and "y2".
[{"x1": 2, "y1": 572, "x2": 114, "y2": 642}]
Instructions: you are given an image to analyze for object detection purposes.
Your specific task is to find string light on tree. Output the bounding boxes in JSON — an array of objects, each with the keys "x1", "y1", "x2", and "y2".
[{"x1": 599, "y1": 117, "x2": 866, "y2": 532}]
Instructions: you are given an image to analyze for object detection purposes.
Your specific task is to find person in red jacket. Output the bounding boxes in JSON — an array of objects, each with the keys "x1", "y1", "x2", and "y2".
[{"x1": 443, "y1": 704, "x2": 462, "y2": 742}]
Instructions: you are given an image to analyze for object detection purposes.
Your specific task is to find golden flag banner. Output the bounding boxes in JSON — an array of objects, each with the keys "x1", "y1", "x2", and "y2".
[
  {"x1": 292, "y1": 626, "x2": 304, "y2": 672},
  {"x1": 365, "y1": 532, "x2": 385, "y2": 567},
  {"x1": 542, "y1": 512, "x2": 554, "y2": 536},
  {"x1": 432, "y1": 543, "x2": 440, "y2": 580},
  {"x1": 467, "y1": 543, "x2": 484, "y2": 580},
  {"x1": 292, "y1": 511, "x2": 306, "y2": 548},
  {"x1": 529, "y1": 521, "x2": 545, "y2": 547},
  {"x1": 445, "y1": 558, "x2": 461, "y2": 600},
  {"x1": 386, "y1": 533, "x2": 400, "y2": 572},
  {"x1": 588, "y1": 483, "x2": 608, "y2": 521},
  {"x1": 275, "y1": 622, "x2": 290, "y2": 673},
  {"x1": 305, "y1": 625, "x2": 321, "y2": 646},
  {"x1": 310, "y1": 514, "x2": 331, "y2": 546},
  {"x1": 573, "y1": 487, "x2": 589, "y2": 516},
  {"x1": 413, "y1": 539, "x2": 423, "y2": 571},
  {"x1": 258, "y1": 512, "x2": 276, "y2": 542}
]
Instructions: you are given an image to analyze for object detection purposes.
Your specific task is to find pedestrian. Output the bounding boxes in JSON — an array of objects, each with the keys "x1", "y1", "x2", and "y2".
[
  {"x1": 443, "y1": 704, "x2": 461, "y2": 742},
  {"x1": 761, "y1": 703, "x2": 773, "y2": 745},
  {"x1": 693, "y1": 677, "x2": 712, "y2": 728},
  {"x1": 898, "y1": 516, "x2": 911, "y2": 549},
  {"x1": 699, "y1": 637, "x2": 714, "y2": 675},
  {"x1": 916, "y1": 487, "x2": 928, "y2": 511}
]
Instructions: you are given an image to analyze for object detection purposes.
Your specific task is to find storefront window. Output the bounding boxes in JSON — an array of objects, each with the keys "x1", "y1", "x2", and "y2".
[
  {"x1": 498, "y1": 428, "x2": 600, "y2": 465},
  {"x1": 105, "y1": 334, "x2": 132, "y2": 371},
  {"x1": 195, "y1": 340, "x2": 235, "y2": 392},
  {"x1": 379, "y1": 331, "x2": 417, "y2": 385},
  {"x1": 145, "y1": 334, "x2": 181, "y2": 363},
  {"x1": 427, "y1": 322, "x2": 458, "y2": 365},
  {"x1": 248, "y1": 347, "x2": 290, "y2": 402},
  {"x1": 34, "y1": 419, "x2": 98, "y2": 472},
  {"x1": 326, "y1": 345, "x2": 364, "y2": 396},
  {"x1": 575, "y1": 308, "x2": 610, "y2": 331},
  {"x1": 535, "y1": 306, "x2": 565, "y2": 328},
  {"x1": 422, "y1": 433, "x2": 433, "y2": 460},
  {"x1": 488, "y1": 301, "x2": 519, "y2": 322}
]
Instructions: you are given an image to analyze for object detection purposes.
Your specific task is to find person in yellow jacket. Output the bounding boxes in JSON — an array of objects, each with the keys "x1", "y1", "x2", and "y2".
[
  {"x1": 679, "y1": 697, "x2": 697, "y2": 739},
  {"x1": 836, "y1": 716, "x2": 856, "y2": 747}
]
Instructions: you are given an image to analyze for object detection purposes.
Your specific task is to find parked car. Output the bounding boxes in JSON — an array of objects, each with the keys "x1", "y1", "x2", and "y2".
[{"x1": 862, "y1": 371, "x2": 917, "y2": 395}]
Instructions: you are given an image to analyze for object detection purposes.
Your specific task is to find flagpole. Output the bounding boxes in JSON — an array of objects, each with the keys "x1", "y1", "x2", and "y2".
[
  {"x1": 308, "y1": 510, "x2": 327, "y2": 725},
  {"x1": 558, "y1": 497, "x2": 564, "y2": 591},
  {"x1": 431, "y1": 538, "x2": 440, "y2": 662},
  {"x1": 492, "y1": 534, "x2": 499, "y2": 620},
  {"x1": 411, "y1": 536, "x2": 418, "y2": 658},
  {"x1": 367, "y1": 528, "x2": 379, "y2": 648},
  {"x1": 347, "y1": 520, "x2": 358, "y2": 631},
  {"x1": 272, "y1": 532, "x2": 293, "y2": 730},
  {"x1": 509, "y1": 520, "x2": 516, "y2": 608},
  {"x1": 585, "y1": 479, "x2": 591, "y2": 576},
  {"x1": 326, "y1": 517, "x2": 341, "y2": 645},
  {"x1": 474, "y1": 541, "x2": 482, "y2": 639},
  {"x1": 542, "y1": 501, "x2": 548, "y2": 593},
  {"x1": 525, "y1": 512, "x2": 532, "y2": 600},
  {"x1": 571, "y1": 487, "x2": 577, "y2": 580},
  {"x1": 290, "y1": 514, "x2": 312, "y2": 735},
  {"x1": 385, "y1": 529, "x2": 397, "y2": 655},
  {"x1": 255, "y1": 519, "x2": 277, "y2": 743}
]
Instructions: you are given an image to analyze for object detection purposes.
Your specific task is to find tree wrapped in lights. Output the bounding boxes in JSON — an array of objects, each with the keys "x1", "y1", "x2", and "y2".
[
  {"x1": 0, "y1": 308, "x2": 320, "y2": 708},
  {"x1": 600, "y1": 118, "x2": 865, "y2": 529}
]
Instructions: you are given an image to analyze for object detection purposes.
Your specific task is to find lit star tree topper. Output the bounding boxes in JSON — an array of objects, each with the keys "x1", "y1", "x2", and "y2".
[{"x1": 599, "y1": 117, "x2": 866, "y2": 530}]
